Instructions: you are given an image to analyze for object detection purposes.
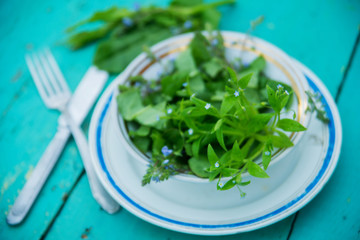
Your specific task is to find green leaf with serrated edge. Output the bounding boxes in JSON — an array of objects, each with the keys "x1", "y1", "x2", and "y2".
[
  {"x1": 266, "y1": 85, "x2": 280, "y2": 113},
  {"x1": 262, "y1": 141, "x2": 272, "y2": 170},
  {"x1": 207, "y1": 144, "x2": 219, "y2": 166},
  {"x1": 192, "y1": 137, "x2": 202, "y2": 158},
  {"x1": 277, "y1": 119, "x2": 307, "y2": 132},
  {"x1": 247, "y1": 161, "x2": 269, "y2": 178},
  {"x1": 189, "y1": 156, "x2": 211, "y2": 178},
  {"x1": 239, "y1": 72, "x2": 253, "y2": 89},
  {"x1": 216, "y1": 128, "x2": 227, "y2": 151},
  {"x1": 270, "y1": 131, "x2": 294, "y2": 148}
]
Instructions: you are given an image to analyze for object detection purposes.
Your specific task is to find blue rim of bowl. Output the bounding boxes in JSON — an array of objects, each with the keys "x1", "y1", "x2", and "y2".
[{"x1": 95, "y1": 75, "x2": 336, "y2": 229}]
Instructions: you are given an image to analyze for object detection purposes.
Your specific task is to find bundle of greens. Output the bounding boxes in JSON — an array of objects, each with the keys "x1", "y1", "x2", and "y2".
[
  {"x1": 66, "y1": 0, "x2": 235, "y2": 73},
  {"x1": 117, "y1": 31, "x2": 307, "y2": 194}
]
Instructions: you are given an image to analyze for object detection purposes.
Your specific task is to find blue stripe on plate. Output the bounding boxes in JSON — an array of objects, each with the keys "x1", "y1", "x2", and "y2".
[{"x1": 96, "y1": 75, "x2": 336, "y2": 229}]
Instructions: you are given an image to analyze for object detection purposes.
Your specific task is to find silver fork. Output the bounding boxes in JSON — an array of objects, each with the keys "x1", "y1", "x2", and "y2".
[{"x1": 24, "y1": 49, "x2": 120, "y2": 214}]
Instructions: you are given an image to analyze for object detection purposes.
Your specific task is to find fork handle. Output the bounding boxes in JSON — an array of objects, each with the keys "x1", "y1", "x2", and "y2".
[
  {"x1": 62, "y1": 109, "x2": 120, "y2": 214},
  {"x1": 7, "y1": 125, "x2": 70, "y2": 225}
]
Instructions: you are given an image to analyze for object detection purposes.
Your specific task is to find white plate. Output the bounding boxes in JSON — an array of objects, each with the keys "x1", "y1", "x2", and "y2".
[{"x1": 88, "y1": 55, "x2": 342, "y2": 235}]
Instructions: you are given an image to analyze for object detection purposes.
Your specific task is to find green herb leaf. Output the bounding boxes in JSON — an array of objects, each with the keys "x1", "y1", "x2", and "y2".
[
  {"x1": 262, "y1": 141, "x2": 272, "y2": 170},
  {"x1": 207, "y1": 144, "x2": 219, "y2": 167},
  {"x1": 247, "y1": 161, "x2": 269, "y2": 178},
  {"x1": 117, "y1": 88, "x2": 144, "y2": 120},
  {"x1": 277, "y1": 119, "x2": 307, "y2": 132},
  {"x1": 270, "y1": 131, "x2": 294, "y2": 148},
  {"x1": 189, "y1": 156, "x2": 211, "y2": 178},
  {"x1": 216, "y1": 127, "x2": 227, "y2": 151},
  {"x1": 239, "y1": 73, "x2": 253, "y2": 89}
]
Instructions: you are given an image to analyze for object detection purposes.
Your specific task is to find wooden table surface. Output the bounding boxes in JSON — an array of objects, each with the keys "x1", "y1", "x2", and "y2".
[{"x1": 1, "y1": 0, "x2": 359, "y2": 239}]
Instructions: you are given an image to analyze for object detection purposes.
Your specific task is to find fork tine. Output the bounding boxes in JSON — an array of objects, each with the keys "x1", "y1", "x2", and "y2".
[
  {"x1": 38, "y1": 51, "x2": 62, "y2": 95},
  {"x1": 44, "y1": 48, "x2": 71, "y2": 96},
  {"x1": 32, "y1": 53, "x2": 55, "y2": 99},
  {"x1": 25, "y1": 54, "x2": 50, "y2": 106}
]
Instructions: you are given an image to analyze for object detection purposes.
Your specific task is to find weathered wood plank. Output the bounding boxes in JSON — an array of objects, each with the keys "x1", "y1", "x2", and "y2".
[
  {"x1": 220, "y1": 0, "x2": 360, "y2": 97},
  {"x1": 43, "y1": 1, "x2": 359, "y2": 239},
  {"x1": 289, "y1": 35, "x2": 360, "y2": 240},
  {"x1": 45, "y1": 176, "x2": 295, "y2": 240},
  {"x1": 0, "y1": 0, "x2": 359, "y2": 239}
]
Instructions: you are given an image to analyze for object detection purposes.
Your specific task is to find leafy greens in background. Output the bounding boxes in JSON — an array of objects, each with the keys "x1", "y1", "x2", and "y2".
[
  {"x1": 117, "y1": 31, "x2": 307, "y2": 194},
  {"x1": 66, "y1": 0, "x2": 235, "y2": 73}
]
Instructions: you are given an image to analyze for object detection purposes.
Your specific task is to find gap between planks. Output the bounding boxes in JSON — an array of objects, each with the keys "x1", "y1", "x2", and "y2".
[{"x1": 40, "y1": 170, "x2": 85, "y2": 240}]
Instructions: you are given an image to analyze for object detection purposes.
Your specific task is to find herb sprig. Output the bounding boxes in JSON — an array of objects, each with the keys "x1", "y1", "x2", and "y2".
[
  {"x1": 117, "y1": 31, "x2": 307, "y2": 194},
  {"x1": 66, "y1": 0, "x2": 235, "y2": 73}
]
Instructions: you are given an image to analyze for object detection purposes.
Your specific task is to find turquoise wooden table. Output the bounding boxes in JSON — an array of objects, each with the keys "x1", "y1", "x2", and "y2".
[{"x1": 1, "y1": 0, "x2": 359, "y2": 239}]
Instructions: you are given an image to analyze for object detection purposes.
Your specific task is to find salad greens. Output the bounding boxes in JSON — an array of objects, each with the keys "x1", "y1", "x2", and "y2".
[
  {"x1": 117, "y1": 31, "x2": 307, "y2": 194},
  {"x1": 66, "y1": 0, "x2": 235, "y2": 73}
]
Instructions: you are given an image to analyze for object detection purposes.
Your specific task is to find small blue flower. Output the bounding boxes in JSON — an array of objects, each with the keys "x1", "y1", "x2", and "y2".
[
  {"x1": 218, "y1": 182, "x2": 224, "y2": 188},
  {"x1": 188, "y1": 128, "x2": 193, "y2": 135},
  {"x1": 232, "y1": 180, "x2": 236, "y2": 184},
  {"x1": 122, "y1": 17, "x2": 133, "y2": 27},
  {"x1": 163, "y1": 159, "x2": 169, "y2": 165},
  {"x1": 211, "y1": 38, "x2": 218, "y2": 46},
  {"x1": 285, "y1": 90, "x2": 289, "y2": 95},
  {"x1": 205, "y1": 103, "x2": 211, "y2": 110},
  {"x1": 215, "y1": 161, "x2": 219, "y2": 168},
  {"x1": 183, "y1": 20, "x2": 192, "y2": 29},
  {"x1": 264, "y1": 151, "x2": 270, "y2": 156},
  {"x1": 182, "y1": 82, "x2": 188, "y2": 87},
  {"x1": 234, "y1": 90, "x2": 239, "y2": 97},
  {"x1": 277, "y1": 84, "x2": 283, "y2": 89},
  {"x1": 167, "y1": 108, "x2": 172, "y2": 114},
  {"x1": 152, "y1": 176, "x2": 160, "y2": 182},
  {"x1": 134, "y1": 82, "x2": 141, "y2": 87},
  {"x1": 161, "y1": 146, "x2": 173, "y2": 157}
]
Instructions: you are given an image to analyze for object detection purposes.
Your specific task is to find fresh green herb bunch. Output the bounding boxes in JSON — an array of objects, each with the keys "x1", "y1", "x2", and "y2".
[
  {"x1": 66, "y1": 0, "x2": 235, "y2": 73},
  {"x1": 117, "y1": 31, "x2": 307, "y2": 193}
]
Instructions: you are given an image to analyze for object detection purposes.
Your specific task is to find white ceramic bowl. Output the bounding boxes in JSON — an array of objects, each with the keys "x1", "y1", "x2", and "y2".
[{"x1": 111, "y1": 31, "x2": 311, "y2": 189}]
